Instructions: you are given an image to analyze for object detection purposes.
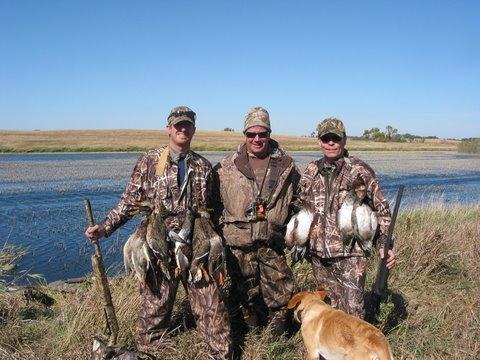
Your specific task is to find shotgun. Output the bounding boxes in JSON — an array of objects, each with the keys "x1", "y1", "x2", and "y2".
[
  {"x1": 84, "y1": 199, "x2": 119, "y2": 346},
  {"x1": 369, "y1": 185, "x2": 404, "y2": 322}
]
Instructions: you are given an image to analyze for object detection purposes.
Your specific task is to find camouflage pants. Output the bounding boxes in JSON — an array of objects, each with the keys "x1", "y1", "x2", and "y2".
[
  {"x1": 135, "y1": 268, "x2": 231, "y2": 359},
  {"x1": 226, "y1": 245, "x2": 294, "y2": 332},
  {"x1": 311, "y1": 255, "x2": 367, "y2": 318}
]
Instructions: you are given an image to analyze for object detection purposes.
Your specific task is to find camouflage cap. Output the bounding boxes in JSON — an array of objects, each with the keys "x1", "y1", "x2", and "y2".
[
  {"x1": 317, "y1": 117, "x2": 346, "y2": 139},
  {"x1": 243, "y1": 107, "x2": 271, "y2": 133},
  {"x1": 167, "y1": 106, "x2": 196, "y2": 126}
]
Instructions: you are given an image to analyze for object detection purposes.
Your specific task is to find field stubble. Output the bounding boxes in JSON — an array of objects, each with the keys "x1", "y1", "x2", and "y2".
[
  {"x1": 0, "y1": 130, "x2": 459, "y2": 152},
  {"x1": 0, "y1": 204, "x2": 478, "y2": 359}
]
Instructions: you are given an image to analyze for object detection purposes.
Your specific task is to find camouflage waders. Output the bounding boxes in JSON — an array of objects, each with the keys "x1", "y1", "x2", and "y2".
[
  {"x1": 226, "y1": 245, "x2": 294, "y2": 334},
  {"x1": 311, "y1": 255, "x2": 367, "y2": 318},
  {"x1": 136, "y1": 267, "x2": 231, "y2": 359}
]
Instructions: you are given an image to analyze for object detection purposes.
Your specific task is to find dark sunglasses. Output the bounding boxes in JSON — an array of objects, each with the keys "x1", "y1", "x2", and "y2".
[
  {"x1": 245, "y1": 131, "x2": 270, "y2": 139},
  {"x1": 320, "y1": 134, "x2": 342, "y2": 142}
]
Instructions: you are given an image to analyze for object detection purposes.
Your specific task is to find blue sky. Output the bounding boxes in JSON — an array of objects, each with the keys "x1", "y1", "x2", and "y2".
[{"x1": 0, "y1": 1, "x2": 478, "y2": 138}]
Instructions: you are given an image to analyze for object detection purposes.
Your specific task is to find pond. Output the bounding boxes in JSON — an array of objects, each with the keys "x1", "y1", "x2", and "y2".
[{"x1": 1, "y1": 151, "x2": 479, "y2": 284}]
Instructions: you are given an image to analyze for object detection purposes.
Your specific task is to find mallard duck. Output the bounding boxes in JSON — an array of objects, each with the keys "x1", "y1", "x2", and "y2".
[
  {"x1": 189, "y1": 211, "x2": 225, "y2": 285},
  {"x1": 123, "y1": 219, "x2": 151, "y2": 288},
  {"x1": 124, "y1": 200, "x2": 172, "y2": 285},
  {"x1": 168, "y1": 209, "x2": 194, "y2": 279},
  {"x1": 145, "y1": 202, "x2": 172, "y2": 280}
]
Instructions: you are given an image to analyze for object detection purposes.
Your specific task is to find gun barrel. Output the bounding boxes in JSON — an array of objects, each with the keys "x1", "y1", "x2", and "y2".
[{"x1": 374, "y1": 185, "x2": 404, "y2": 295}]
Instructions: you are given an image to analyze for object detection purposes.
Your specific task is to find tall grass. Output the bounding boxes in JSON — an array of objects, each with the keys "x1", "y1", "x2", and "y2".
[
  {"x1": 458, "y1": 138, "x2": 480, "y2": 154},
  {"x1": 0, "y1": 244, "x2": 27, "y2": 274},
  {"x1": 0, "y1": 204, "x2": 478, "y2": 359}
]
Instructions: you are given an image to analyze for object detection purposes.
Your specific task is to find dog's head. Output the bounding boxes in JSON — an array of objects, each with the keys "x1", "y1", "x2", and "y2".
[{"x1": 287, "y1": 290, "x2": 328, "y2": 322}]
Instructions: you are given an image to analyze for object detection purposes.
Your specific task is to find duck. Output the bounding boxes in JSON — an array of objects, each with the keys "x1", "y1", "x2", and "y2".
[
  {"x1": 145, "y1": 202, "x2": 172, "y2": 281},
  {"x1": 168, "y1": 209, "x2": 194, "y2": 279},
  {"x1": 285, "y1": 206, "x2": 315, "y2": 264},
  {"x1": 123, "y1": 218, "x2": 151, "y2": 289},
  {"x1": 189, "y1": 210, "x2": 225, "y2": 285},
  {"x1": 285, "y1": 207, "x2": 315, "y2": 248},
  {"x1": 123, "y1": 200, "x2": 172, "y2": 286},
  {"x1": 338, "y1": 178, "x2": 378, "y2": 252}
]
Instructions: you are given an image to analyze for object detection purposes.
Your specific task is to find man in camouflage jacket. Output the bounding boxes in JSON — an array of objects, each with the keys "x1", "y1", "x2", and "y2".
[
  {"x1": 212, "y1": 107, "x2": 300, "y2": 336},
  {"x1": 85, "y1": 106, "x2": 231, "y2": 359},
  {"x1": 298, "y1": 117, "x2": 397, "y2": 318}
]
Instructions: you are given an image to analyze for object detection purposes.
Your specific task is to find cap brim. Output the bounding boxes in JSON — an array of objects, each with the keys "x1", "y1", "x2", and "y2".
[
  {"x1": 169, "y1": 116, "x2": 195, "y2": 126},
  {"x1": 319, "y1": 130, "x2": 344, "y2": 138}
]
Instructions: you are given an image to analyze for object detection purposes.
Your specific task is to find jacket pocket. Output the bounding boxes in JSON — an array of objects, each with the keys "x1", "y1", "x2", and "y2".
[{"x1": 222, "y1": 222, "x2": 252, "y2": 247}]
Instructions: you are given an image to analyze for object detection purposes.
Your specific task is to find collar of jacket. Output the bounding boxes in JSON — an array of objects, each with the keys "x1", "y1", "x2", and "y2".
[
  {"x1": 316, "y1": 149, "x2": 350, "y2": 176},
  {"x1": 233, "y1": 139, "x2": 292, "y2": 179},
  {"x1": 168, "y1": 146, "x2": 191, "y2": 164}
]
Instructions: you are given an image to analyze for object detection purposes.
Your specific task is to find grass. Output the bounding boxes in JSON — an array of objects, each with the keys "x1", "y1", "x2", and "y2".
[
  {"x1": 0, "y1": 204, "x2": 478, "y2": 359},
  {"x1": 0, "y1": 130, "x2": 460, "y2": 153},
  {"x1": 0, "y1": 243, "x2": 27, "y2": 274},
  {"x1": 458, "y1": 138, "x2": 480, "y2": 154}
]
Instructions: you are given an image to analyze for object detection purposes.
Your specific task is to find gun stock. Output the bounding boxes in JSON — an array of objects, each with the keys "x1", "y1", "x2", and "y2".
[
  {"x1": 369, "y1": 185, "x2": 404, "y2": 322},
  {"x1": 84, "y1": 199, "x2": 119, "y2": 347}
]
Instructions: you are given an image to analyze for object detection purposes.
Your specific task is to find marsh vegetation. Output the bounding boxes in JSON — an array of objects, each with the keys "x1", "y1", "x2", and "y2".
[
  {"x1": 0, "y1": 205, "x2": 478, "y2": 359},
  {"x1": 458, "y1": 138, "x2": 480, "y2": 154}
]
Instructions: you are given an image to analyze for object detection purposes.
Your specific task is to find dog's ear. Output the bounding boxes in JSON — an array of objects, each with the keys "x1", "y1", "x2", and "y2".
[
  {"x1": 287, "y1": 292, "x2": 306, "y2": 310},
  {"x1": 316, "y1": 289, "x2": 328, "y2": 300}
]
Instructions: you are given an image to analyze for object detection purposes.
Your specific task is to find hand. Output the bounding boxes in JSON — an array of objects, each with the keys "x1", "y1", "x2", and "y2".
[
  {"x1": 379, "y1": 248, "x2": 396, "y2": 269},
  {"x1": 84, "y1": 224, "x2": 106, "y2": 243}
]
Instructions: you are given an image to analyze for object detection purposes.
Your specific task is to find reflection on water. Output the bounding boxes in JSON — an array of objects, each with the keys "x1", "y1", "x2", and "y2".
[{"x1": 1, "y1": 151, "x2": 479, "y2": 283}]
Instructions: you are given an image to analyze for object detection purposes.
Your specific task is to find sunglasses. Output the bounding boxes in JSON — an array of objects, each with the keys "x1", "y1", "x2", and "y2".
[
  {"x1": 320, "y1": 134, "x2": 342, "y2": 142},
  {"x1": 245, "y1": 131, "x2": 270, "y2": 139}
]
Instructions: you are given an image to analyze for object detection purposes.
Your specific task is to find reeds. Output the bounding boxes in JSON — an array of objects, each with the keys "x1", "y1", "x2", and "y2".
[
  {"x1": 0, "y1": 204, "x2": 478, "y2": 359},
  {"x1": 0, "y1": 244, "x2": 27, "y2": 274},
  {"x1": 458, "y1": 138, "x2": 480, "y2": 154}
]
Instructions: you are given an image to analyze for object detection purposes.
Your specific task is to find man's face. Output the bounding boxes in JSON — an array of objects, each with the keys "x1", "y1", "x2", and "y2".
[
  {"x1": 167, "y1": 121, "x2": 196, "y2": 148},
  {"x1": 318, "y1": 133, "x2": 346, "y2": 161},
  {"x1": 245, "y1": 125, "x2": 270, "y2": 158}
]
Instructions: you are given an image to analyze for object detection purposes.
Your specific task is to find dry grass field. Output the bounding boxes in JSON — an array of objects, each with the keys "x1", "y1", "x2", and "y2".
[{"x1": 0, "y1": 130, "x2": 459, "y2": 152}]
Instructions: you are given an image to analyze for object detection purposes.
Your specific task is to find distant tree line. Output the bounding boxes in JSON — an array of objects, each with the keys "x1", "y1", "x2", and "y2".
[
  {"x1": 361, "y1": 126, "x2": 438, "y2": 143},
  {"x1": 306, "y1": 126, "x2": 439, "y2": 142}
]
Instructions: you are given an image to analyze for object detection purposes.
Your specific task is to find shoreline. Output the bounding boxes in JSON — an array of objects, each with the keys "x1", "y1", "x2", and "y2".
[{"x1": 0, "y1": 147, "x2": 461, "y2": 154}]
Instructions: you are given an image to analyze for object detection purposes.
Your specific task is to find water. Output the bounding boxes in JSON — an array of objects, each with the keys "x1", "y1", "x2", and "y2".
[{"x1": 1, "y1": 151, "x2": 479, "y2": 284}]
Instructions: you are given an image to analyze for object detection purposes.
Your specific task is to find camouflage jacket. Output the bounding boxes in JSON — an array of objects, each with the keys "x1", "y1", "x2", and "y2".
[
  {"x1": 102, "y1": 146, "x2": 212, "y2": 236},
  {"x1": 299, "y1": 150, "x2": 391, "y2": 258},
  {"x1": 212, "y1": 140, "x2": 300, "y2": 247}
]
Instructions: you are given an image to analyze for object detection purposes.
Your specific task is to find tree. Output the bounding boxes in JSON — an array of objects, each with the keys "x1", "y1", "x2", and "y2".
[
  {"x1": 223, "y1": 127, "x2": 234, "y2": 132},
  {"x1": 362, "y1": 127, "x2": 386, "y2": 141},
  {"x1": 385, "y1": 125, "x2": 398, "y2": 141}
]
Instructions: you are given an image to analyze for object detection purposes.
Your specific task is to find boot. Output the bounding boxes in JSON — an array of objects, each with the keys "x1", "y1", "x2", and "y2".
[{"x1": 268, "y1": 307, "x2": 288, "y2": 337}]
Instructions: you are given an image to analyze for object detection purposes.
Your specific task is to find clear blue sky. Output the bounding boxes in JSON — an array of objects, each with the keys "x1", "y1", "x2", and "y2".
[{"x1": 1, "y1": 1, "x2": 478, "y2": 138}]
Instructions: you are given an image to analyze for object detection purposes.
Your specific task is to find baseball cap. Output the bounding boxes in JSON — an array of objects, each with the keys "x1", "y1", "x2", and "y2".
[
  {"x1": 317, "y1": 117, "x2": 346, "y2": 139},
  {"x1": 167, "y1": 106, "x2": 196, "y2": 126}
]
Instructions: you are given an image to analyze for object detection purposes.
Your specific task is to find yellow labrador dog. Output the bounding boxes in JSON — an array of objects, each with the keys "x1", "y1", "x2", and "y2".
[{"x1": 288, "y1": 290, "x2": 393, "y2": 360}]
